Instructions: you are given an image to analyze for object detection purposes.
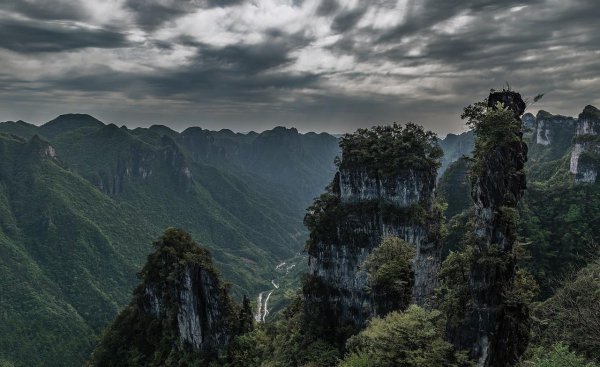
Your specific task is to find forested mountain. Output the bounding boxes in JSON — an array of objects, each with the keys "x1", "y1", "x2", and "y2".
[
  {"x1": 3, "y1": 100, "x2": 600, "y2": 367},
  {"x1": 0, "y1": 115, "x2": 338, "y2": 367}
]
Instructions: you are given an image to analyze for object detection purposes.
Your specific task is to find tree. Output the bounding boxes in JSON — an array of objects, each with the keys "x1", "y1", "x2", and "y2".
[
  {"x1": 238, "y1": 295, "x2": 254, "y2": 334},
  {"x1": 362, "y1": 236, "x2": 415, "y2": 315},
  {"x1": 522, "y1": 343, "x2": 598, "y2": 367},
  {"x1": 339, "y1": 305, "x2": 472, "y2": 367},
  {"x1": 532, "y1": 260, "x2": 600, "y2": 361}
]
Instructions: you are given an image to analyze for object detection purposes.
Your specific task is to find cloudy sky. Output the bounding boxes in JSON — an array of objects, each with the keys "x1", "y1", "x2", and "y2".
[{"x1": 0, "y1": 0, "x2": 598, "y2": 135}]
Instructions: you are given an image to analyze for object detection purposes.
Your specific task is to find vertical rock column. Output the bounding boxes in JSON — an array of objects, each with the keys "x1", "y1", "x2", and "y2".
[
  {"x1": 303, "y1": 124, "x2": 443, "y2": 332},
  {"x1": 570, "y1": 105, "x2": 600, "y2": 184},
  {"x1": 468, "y1": 91, "x2": 528, "y2": 367}
]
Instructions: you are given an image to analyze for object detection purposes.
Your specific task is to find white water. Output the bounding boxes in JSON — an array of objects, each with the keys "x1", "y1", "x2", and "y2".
[
  {"x1": 254, "y1": 292, "x2": 264, "y2": 322},
  {"x1": 255, "y1": 258, "x2": 300, "y2": 323},
  {"x1": 261, "y1": 290, "x2": 274, "y2": 321}
]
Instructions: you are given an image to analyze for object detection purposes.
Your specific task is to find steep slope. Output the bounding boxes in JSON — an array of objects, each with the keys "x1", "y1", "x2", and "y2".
[
  {"x1": 303, "y1": 123, "x2": 444, "y2": 331},
  {"x1": 0, "y1": 115, "x2": 341, "y2": 367},
  {"x1": 0, "y1": 115, "x2": 326, "y2": 294},
  {"x1": 570, "y1": 105, "x2": 600, "y2": 184},
  {"x1": 438, "y1": 130, "x2": 474, "y2": 174},
  {"x1": 89, "y1": 229, "x2": 238, "y2": 366},
  {"x1": 177, "y1": 126, "x2": 340, "y2": 204},
  {"x1": 0, "y1": 133, "x2": 154, "y2": 367}
]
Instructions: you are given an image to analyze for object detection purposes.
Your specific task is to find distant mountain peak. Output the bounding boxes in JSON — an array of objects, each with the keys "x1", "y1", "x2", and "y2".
[
  {"x1": 45, "y1": 113, "x2": 103, "y2": 126},
  {"x1": 583, "y1": 105, "x2": 600, "y2": 118},
  {"x1": 41, "y1": 114, "x2": 104, "y2": 137}
]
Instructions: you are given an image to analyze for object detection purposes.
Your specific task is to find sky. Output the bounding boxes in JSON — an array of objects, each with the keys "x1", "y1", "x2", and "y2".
[{"x1": 0, "y1": 0, "x2": 599, "y2": 135}]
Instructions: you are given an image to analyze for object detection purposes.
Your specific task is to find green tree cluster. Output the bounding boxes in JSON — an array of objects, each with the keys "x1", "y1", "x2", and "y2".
[
  {"x1": 338, "y1": 123, "x2": 443, "y2": 175},
  {"x1": 521, "y1": 343, "x2": 598, "y2": 367},
  {"x1": 339, "y1": 305, "x2": 472, "y2": 367},
  {"x1": 362, "y1": 236, "x2": 415, "y2": 315}
]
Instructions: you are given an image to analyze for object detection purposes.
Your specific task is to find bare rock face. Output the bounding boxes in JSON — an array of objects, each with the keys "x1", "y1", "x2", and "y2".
[
  {"x1": 534, "y1": 111, "x2": 576, "y2": 147},
  {"x1": 570, "y1": 106, "x2": 600, "y2": 184},
  {"x1": 303, "y1": 125, "x2": 443, "y2": 331}
]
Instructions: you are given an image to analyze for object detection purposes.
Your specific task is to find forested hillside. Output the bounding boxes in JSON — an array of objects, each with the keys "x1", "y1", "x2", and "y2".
[{"x1": 0, "y1": 115, "x2": 338, "y2": 367}]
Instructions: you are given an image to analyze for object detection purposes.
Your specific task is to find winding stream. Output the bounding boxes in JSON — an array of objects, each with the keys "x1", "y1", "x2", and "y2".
[{"x1": 254, "y1": 260, "x2": 294, "y2": 323}]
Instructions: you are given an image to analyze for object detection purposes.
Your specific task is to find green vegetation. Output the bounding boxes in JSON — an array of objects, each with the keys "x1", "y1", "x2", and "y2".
[
  {"x1": 362, "y1": 236, "x2": 415, "y2": 314},
  {"x1": 468, "y1": 103, "x2": 523, "y2": 175},
  {"x1": 225, "y1": 292, "x2": 342, "y2": 367},
  {"x1": 338, "y1": 123, "x2": 443, "y2": 175},
  {"x1": 531, "y1": 259, "x2": 600, "y2": 362},
  {"x1": 437, "y1": 157, "x2": 472, "y2": 219},
  {"x1": 339, "y1": 305, "x2": 472, "y2": 367},
  {"x1": 0, "y1": 115, "x2": 340, "y2": 367},
  {"x1": 89, "y1": 228, "x2": 238, "y2": 367},
  {"x1": 521, "y1": 343, "x2": 598, "y2": 367}
]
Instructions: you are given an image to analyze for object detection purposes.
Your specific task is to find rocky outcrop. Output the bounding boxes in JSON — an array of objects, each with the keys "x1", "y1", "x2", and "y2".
[
  {"x1": 570, "y1": 106, "x2": 600, "y2": 184},
  {"x1": 534, "y1": 110, "x2": 576, "y2": 149},
  {"x1": 303, "y1": 124, "x2": 443, "y2": 330},
  {"x1": 521, "y1": 112, "x2": 536, "y2": 131},
  {"x1": 88, "y1": 229, "x2": 237, "y2": 366},
  {"x1": 26, "y1": 135, "x2": 59, "y2": 160}
]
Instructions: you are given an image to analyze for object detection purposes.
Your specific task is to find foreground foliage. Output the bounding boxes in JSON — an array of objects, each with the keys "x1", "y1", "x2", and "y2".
[
  {"x1": 522, "y1": 343, "x2": 598, "y2": 367},
  {"x1": 339, "y1": 305, "x2": 471, "y2": 367}
]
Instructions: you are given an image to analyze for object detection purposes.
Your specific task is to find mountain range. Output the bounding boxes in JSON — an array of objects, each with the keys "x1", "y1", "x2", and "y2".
[{"x1": 0, "y1": 114, "x2": 338, "y2": 366}]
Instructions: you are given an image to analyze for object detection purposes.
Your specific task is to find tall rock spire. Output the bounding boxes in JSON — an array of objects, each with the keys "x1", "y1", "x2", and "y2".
[
  {"x1": 303, "y1": 123, "x2": 444, "y2": 332},
  {"x1": 467, "y1": 91, "x2": 529, "y2": 366}
]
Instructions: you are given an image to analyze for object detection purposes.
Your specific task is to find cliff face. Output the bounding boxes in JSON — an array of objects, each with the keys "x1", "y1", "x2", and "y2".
[
  {"x1": 304, "y1": 124, "x2": 443, "y2": 330},
  {"x1": 93, "y1": 131, "x2": 193, "y2": 195},
  {"x1": 140, "y1": 257, "x2": 231, "y2": 352},
  {"x1": 570, "y1": 106, "x2": 600, "y2": 184},
  {"x1": 534, "y1": 110, "x2": 576, "y2": 147},
  {"x1": 89, "y1": 229, "x2": 237, "y2": 366}
]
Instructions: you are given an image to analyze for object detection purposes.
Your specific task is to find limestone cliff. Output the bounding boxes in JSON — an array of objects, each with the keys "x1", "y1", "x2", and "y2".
[
  {"x1": 88, "y1": 228, "x2": 237, "y2": 366},
  {"x1": 570, "y1": 105, "x2": 600, "y2": 184},
  {"x1": 534, "y1": 110, "x2": 576, "y2": 147},
  {"x1": 303, "y1": 123, "x2": 443, "y2": 330}
]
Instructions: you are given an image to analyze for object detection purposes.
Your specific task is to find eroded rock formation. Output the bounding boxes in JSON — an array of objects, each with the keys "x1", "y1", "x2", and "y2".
[
  {"x1": 303, "y1": 124, "x2": 443, "y2": 330},
  {"x1": 463, "y1": 91, "x2": 529, "y2": 367},
  {"x1": 570, "y1": 105, "x2": 600, "y2": 184},
  {"x1": 534, "y1": 110, "x2": 576, "y2": 147},
  {"x1": 88, "y1": 228, "x2": 237, "y2": 366}
]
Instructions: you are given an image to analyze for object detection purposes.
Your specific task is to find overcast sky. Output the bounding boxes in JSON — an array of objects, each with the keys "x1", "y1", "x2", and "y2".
[{"x1": 0, "y1": 0, "x2": 598, "y2": 135}]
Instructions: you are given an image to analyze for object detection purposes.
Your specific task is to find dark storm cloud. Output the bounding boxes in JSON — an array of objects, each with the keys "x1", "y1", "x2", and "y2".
[
  {"x1": 0, "y1": 0, "x2": 599, "y2": 135},
  {"x1": 51, "y1": 33, "x2": 318, "y2": 101},
  {"x1": 0, "y1": 18, "x2": 130, "y2": 53}
]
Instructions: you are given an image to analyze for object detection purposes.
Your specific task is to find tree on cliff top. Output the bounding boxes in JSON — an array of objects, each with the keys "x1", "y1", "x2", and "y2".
[{"x1": 338, "y1": 122, "x2": 443, "y2": 175}]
